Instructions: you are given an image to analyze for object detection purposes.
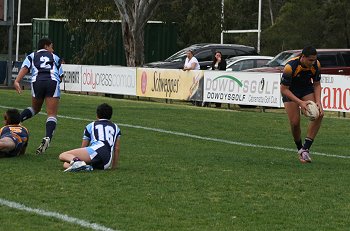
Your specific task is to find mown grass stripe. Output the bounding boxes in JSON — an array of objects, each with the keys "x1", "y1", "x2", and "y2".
[
  {"x1": 1, "y1": 105, "x2": 349, "y2": 160},
  {"x1": 59, "y1": 113, "x2": 350, "y2": 159}
]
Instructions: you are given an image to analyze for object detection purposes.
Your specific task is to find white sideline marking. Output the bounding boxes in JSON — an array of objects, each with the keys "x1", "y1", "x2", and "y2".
[
  {"x1": 0, "y1": 105, "x2": 349, "y2": 159},
  {"x1": 0, "y1": 198, "x2": 118, "y2": 231},
  {"x1": 59, "y1": 115, "x2": 350, "y2": 159}
]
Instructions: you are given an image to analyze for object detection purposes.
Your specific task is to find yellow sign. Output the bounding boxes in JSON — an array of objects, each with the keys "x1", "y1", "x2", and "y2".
[{"x1": 136, "y1": 68, "x2": 204, "y2": 100}]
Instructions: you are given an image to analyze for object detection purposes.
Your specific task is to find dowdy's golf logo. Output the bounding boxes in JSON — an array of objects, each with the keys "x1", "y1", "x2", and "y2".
[
  {"x1": 205, "y1": 75, "x2": 279, "y2": 103},
  {"x1": 206, "y1": 75, "x2": 245, "y2": 101},
  {"x1": 214, "y1": 75, "x2": 243, "y2": 87}
]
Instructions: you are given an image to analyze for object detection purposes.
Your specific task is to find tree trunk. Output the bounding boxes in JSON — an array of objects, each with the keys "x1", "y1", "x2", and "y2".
[
  {"x1": 114, "y1": 0, "x2": 161, "y2": 67},
  {"x1": 268, "y1": 0, "x2": 274, "y2": 26}
]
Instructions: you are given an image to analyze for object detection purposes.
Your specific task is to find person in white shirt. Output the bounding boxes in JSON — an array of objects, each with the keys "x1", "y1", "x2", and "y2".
[{"x1": 183, "y1": 50, "x2": 200, "y2": 70}]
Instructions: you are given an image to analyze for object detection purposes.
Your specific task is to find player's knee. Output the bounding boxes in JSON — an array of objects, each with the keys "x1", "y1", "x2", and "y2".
[{"x1": 59, "y1": 152, "x2": 67, "y2": 161}]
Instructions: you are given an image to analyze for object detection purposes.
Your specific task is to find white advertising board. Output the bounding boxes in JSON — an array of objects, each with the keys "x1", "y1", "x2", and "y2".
[
  {"x1": 321, "y1": 74, "x2": 350, "y2": 112},
  {"x1": 62, "y1": 64, "x2": 81, "y2": 92},
  {"x1": 80, "y1": 66, "x2": 136, "y2": 96},
  {"x1": 203, "y1": 71, "x2": 281, "y2": 107}
]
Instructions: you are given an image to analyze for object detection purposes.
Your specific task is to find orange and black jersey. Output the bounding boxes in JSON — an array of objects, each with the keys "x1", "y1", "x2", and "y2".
[
  {"x1": 0, "y1": 124, "x2": 29, "y2": 157},
  {"x1": 281, "y1": 56, "x2": 321, "y2": 91}
]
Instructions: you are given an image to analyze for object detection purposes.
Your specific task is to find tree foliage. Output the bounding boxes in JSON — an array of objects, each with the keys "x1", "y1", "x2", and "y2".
[
  {"x1": 323, "y1": 0, "x2": 350, "y2": 48},
  {"x1": 2, "y1": 0, "x2": 350, "y2": 64},
  {"x1": 53, "y1": 0, "x2": 119, "y2": 64}
]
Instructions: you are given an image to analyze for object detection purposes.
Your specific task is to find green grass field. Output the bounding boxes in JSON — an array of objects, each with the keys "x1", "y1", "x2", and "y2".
[{"x1": 0, "y1": 89, "x2": 349, "y2": 231}]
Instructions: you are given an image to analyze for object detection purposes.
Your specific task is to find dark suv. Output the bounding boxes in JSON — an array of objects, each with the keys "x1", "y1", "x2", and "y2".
[
  {"x1": 245, "y1": 49, "x2": 350, "y2": 75},
  {"x1": 143, "y1": 43, "x2": 258, "y2": 70}
]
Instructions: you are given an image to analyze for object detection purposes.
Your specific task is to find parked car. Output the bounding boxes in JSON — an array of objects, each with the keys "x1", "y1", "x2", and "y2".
[
  {"x1": 244, "y1": 49, "x2": 350, "y2": 75},
  {"x1": 143, "y1": 43, "x2": 258, "y2": 70},
  {"x1": 224, "y1": 55, "x2": 273, "y2": 71}
]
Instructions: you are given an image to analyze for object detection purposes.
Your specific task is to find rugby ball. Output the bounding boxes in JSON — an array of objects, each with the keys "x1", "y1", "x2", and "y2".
[{"x1": 305, "y1": 101, "x2": 319, "y2": 121}]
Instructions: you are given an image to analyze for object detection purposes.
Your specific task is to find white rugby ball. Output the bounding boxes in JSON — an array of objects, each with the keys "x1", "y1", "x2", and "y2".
[{"x1": 305, "y1": 101, "x2": 319, "y2": 121}]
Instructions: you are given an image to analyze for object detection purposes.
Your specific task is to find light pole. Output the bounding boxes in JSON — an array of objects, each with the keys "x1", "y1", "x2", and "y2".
[{"x1": 6, "y1": 0, "x2": 14, "y2": 86}]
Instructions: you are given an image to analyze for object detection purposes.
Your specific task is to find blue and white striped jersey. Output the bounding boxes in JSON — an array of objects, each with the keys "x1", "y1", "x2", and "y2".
[
  {"x1": 83, "y1": 119, "x2": 121, "y2": 153},
  {"x1": 21, "y1": 49, "x2": 63, "y2": 82}
]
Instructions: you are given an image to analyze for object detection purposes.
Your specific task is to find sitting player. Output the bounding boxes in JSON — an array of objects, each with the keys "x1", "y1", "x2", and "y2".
[
  {"x1": 59, "y1": 103, "x2": 121, "y2": 172},
  {"x1": 0, "y1": 109, "x2": 29, "y2": 158}
]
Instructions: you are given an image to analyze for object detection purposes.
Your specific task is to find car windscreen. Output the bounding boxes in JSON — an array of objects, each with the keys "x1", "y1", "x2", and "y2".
[
  {"x1": 265, "y1": 52, "x2": 299, "y2": 67},
  {"x1": 165, "y1": 45, "x2": 202, "y2": 62}
]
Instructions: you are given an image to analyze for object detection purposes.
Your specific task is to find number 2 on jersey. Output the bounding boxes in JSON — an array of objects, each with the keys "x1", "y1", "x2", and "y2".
[{"x1": 40, "y1": 56, "x2": 52, "y2": 69}]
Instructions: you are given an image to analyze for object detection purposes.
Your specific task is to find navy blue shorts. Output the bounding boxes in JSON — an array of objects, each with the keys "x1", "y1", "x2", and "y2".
[
  {"x1": 85, "y1": 144, "x2": 112, "y2": 170},
  {"x1": 282, "y1": 86, "x2": 314, "y2": 103},
  {"x1": 31, "y1": 80, "x2": 60, "y2": 99}
]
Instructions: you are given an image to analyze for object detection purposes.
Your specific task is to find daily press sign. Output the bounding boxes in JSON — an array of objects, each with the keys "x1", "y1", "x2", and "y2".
[{"x1": 203, "y1": 71, "x2": 281, "y2": 107}]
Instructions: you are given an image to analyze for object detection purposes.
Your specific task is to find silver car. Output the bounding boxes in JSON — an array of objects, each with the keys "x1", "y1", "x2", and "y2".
[{"x1": 225, "y1": 55, "x2": 273, "y2": 71}]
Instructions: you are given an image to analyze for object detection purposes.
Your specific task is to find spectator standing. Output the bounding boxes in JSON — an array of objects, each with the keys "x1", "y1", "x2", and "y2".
[
  {"x1": 183, "y1": 50, "x2": 200, "y2": 70},
  {"x1": 211, "y1": 51, "x2": 227, "y2": 108},
  {"x1": 211, "y1": 51, "x2": 227, "y2": 71},
  {"x1": 14, "y1": 38, "x2": 63, "y2": 155}
]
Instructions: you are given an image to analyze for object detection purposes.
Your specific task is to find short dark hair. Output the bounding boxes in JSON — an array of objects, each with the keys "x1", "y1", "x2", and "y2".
[
  {"x1": 302, "y1": 45, "x2": 317, "y2": 57},
  {"x1": 38, "y1": 38, "x2": 53, "y2": 50},
  {"x1": 96, "y1": 103, "x2": 113, "y2": 120},
  {"x1": 187, "y1": 50, "x2": 194, "y2": 55},
  {"x1": 5, "y1": 109, "x2": 21, "y2": 125}
]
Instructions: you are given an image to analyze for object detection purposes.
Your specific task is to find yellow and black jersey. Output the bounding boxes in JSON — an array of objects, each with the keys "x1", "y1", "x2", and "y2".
[
  {"x1": 0, "y1": 124, "x2": 29, "y2": 157},
  {"x1": 281, "y1": 56, "x2": 321, "y2": 91}
]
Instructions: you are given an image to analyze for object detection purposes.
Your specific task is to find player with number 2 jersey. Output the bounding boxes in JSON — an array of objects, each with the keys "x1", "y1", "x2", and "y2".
[{"x1": 14, "y1": 38, "x2": 64, "y2": 155}]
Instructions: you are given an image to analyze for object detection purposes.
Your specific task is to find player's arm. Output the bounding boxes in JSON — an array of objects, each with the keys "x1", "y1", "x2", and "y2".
[
  {"x1": 313, "y1": 81, "x2": 324, "y2": 115},
  {"x1": 111, "y1": 137, "x2": 121, "y2": 170},
  {"x1": 19, "y1": 134, "x2": 29, "y2": 155},
  {"x1": 81, "y1": 139, "x2": 90, "y2": 148},
  {"x1": 14, "y1": 67, "x2": 29, "y2": 94},
  {"x1": 19, "y1": 142, "x2": 28, "y2": 155},
  {"x1": 81, "y1": 125, "x2": 91, "y2": 148},
  {"x1": 313, "y1": 60, "x2": 324, "y2": 115},
  {"x1": 58, "y1": 57, "x2": 64, "y2": 83}
]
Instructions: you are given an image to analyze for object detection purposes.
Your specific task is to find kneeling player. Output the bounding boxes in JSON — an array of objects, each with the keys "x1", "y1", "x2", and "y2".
[{"x1": 0, "y1": 109, "x2": 29, "y2": 158}]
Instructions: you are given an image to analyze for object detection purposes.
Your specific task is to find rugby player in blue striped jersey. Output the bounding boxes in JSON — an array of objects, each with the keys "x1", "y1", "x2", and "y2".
[
  {"x1": 59, "y1": 103, "x2": 121, "y2": 172},
  {"x1": 14, "y1": 38, "x2": 63, "y2": 155}
]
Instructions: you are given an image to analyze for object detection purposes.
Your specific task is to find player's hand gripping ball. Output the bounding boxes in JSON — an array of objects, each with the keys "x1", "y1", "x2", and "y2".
[{"x1": 304, "y1": 100, "x2": 320, "y2": 121}]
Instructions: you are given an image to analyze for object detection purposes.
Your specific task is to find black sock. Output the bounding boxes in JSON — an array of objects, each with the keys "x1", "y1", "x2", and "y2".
[
  {"x1": 21, "y1": 107, "x2": 35, "y2": 122},
  {"x1": 73, "y1": 157, "x2": 81, "y2": 162},
  {"x1": 295, "y1": 139, "x2": 303, "y2": 150},
  {"x1": 303, "y1": 137, "x2": 314, "y2": 150},
  {"x1": 46, "y1": 117, "x2": 57, "y2": 140}
]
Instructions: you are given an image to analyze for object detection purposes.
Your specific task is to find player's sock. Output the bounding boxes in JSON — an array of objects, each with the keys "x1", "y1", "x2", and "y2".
[
  {"x1": 46, "y1": 117, "x2": 57, "y2": 140},
  {"x1": 70, "y1": 157, "x2": 82, "y2": 165},
  {"x1": 73, "y1": 157, "x2": 81, "y2": 162},
  {"x1": 303, "y1": 137, "x2": 314, "y2": 150},
  {"x1": 21, "y1": 107, "x2": 35, "y2": 122},
  {"x1": 294, "y1": 139, "x2": 303, "y2": 150}
]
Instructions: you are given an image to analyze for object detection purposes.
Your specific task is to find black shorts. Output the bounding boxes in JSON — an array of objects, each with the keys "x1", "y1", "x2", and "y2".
[
  {"x1": 32, "y1": 80, "x2": 60, "y2": 99},
  {"x1": 282, "y1": 86, "x2": 314, "y2": 103},
  {"x1": 87, "y1": 145, "x2": 113, "y2": 170}
]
